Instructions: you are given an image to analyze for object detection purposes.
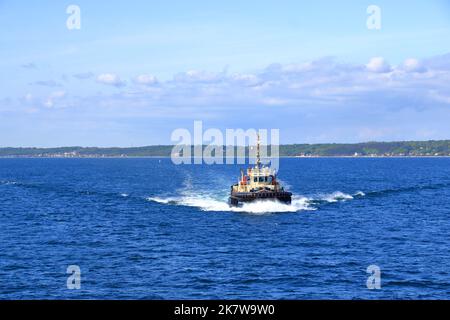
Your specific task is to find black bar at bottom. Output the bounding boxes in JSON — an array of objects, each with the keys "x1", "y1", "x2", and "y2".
[{"x1": 0, "y1": 300, "x2": 447, "y2": 318}]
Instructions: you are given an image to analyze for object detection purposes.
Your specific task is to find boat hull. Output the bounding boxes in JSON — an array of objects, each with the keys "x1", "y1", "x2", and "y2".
[{"x1": 229, "y1": 191, "x2": 292, "y2": 206}]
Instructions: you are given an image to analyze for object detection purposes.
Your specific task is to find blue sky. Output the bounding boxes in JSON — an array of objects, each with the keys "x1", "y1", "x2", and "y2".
[{"x1": 1, "y1": 0, "x2": 450, "y2": 146}]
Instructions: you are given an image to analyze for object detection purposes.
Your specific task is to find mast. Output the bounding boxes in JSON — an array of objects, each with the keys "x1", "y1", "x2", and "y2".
[{"x1": 256, "y1": 132, "x2": 261, "y2": 168}]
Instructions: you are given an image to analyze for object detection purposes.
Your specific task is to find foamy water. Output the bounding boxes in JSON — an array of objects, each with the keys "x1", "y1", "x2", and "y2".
[
  {"x1": 147, "y1": 190, "x2": 363, "y2": 214},
  {"x1": 149, "y1": 195, "x2": 314, "y2": 213},
  {"x1": 320, "y1": 191, "x2": 354, "y2": 202}
]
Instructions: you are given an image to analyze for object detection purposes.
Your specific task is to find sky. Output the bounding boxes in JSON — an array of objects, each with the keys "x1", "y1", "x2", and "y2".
[{"x1": 1, "y1": 0, "x2": 450, "y2": 147}]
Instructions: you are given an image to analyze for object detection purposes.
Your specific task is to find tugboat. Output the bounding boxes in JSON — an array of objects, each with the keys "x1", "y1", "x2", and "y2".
[{"x1": 229, "y1": 134, "x2": 292, "y2": 206}]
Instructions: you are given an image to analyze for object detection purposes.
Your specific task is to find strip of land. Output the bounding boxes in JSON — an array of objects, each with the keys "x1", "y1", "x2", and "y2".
[{"x1": 1, "y1": 140, "x2": 450, "y2": 158}]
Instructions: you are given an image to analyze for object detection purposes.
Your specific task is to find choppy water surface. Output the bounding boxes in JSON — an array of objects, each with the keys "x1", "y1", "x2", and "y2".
[{"x1": 0, "y1": 158, "x2": 449, "y2": 299}]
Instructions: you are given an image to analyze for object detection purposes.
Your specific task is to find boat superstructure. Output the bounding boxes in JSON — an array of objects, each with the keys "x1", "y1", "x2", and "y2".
[{"x1": 229, "y1": 134, "x2": 292, "y2": 206}]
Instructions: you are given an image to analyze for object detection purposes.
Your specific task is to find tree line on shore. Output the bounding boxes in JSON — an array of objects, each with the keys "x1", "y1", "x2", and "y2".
[{"x1": 1, "y1": 140, "x2": 450, "y2": 157}]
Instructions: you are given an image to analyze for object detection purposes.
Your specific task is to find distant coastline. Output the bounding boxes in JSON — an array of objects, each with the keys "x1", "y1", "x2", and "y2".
[{"x1": 1, "y1": 140, "x2": 450, "y2": 158}]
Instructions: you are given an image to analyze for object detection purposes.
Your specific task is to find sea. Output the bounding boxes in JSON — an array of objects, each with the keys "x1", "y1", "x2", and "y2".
[{"x1": 0, "y1": 157, "x2": 449, "y2": 299}]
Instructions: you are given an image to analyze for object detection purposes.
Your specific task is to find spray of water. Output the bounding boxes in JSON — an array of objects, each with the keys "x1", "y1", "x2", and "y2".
[
  {"x1": 147, "y1": 194, "x2": 313, "y2": 213},
  {"x1": 147, "y1": 190, "x2": 364, "y2": 214}
]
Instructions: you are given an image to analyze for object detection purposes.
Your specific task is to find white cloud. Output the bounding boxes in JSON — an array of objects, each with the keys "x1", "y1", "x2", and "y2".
[
  {"x1": 44, "y1": 91, "x2": 66, "y2": 108},
  {"x1": 134, "y1": 74, "x2": 158, "y2": 86},
  {"x1": 10, "y1": 53, "x2": 450, "y2": 144},
  {"x1": 21, "y1": 54, "x2": 450, "y2": 120},
  {"x1": 43, "y1": 100, "x2": 53, "y2": 108},
  {"x1": 402, "y1": 58, "x2": 426, "y2": 73},
  {"x1": 366, "y1": 57, "x2": 391, "y2": 73},
  {"x1": 24, "y1": 93, "x2": 33, "y2": 102},
  {"x1": 96, "y1": 73, "x2": 126, "y2": 87},
  {"x1": 173, "y1": 70, "x2": 224, "y2": 83},
  {"x1": 261, "y1": 98, "x2": 290, "y2": 106},
  {"x1": 230, "y1": 73, "x2": 261, "y2": 86},
  {"x1": 124, "y1": 55, "x2": 449, "y2": 111}
]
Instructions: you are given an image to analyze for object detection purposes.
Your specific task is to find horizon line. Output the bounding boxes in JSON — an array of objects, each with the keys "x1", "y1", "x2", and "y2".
[{"x1": 1, "y1": 138, "x2": 449, "y2": 149}]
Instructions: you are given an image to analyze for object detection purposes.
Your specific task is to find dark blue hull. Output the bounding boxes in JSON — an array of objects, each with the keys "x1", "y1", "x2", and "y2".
[{"x1": 229, "y1": 191, "x2": 292, "y2": 206}]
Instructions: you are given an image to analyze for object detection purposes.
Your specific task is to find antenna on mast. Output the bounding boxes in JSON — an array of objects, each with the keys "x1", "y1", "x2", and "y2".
[{"x1": 256, "y1": 131, "x2": 261, "y2": 168}]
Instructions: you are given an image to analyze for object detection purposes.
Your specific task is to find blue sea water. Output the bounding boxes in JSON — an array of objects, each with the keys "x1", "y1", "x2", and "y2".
[{"x1": 0, "y1": 158, "x2": 449, "y2": 299}]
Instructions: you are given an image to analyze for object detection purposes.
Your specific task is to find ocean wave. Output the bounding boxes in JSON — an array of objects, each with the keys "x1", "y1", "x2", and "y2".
[
  {"x1": 147, "y1": 195, "x2": 314, "y2": 214},
  {"x1": 319, "y1": 191, "x2": 354, "y2": 203},
  {"x1": 364, "y1": 182, "x2": 450, "y2": 198},
  {"x1": 146, "y1": 190, "x2": 366, "y2": 213},
  {"x1": 354, "y1": 191, "x2": 366, "y2": 197},
  {"x1": 0, "y1": 180, "x2": 18, "y2": 186}
]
